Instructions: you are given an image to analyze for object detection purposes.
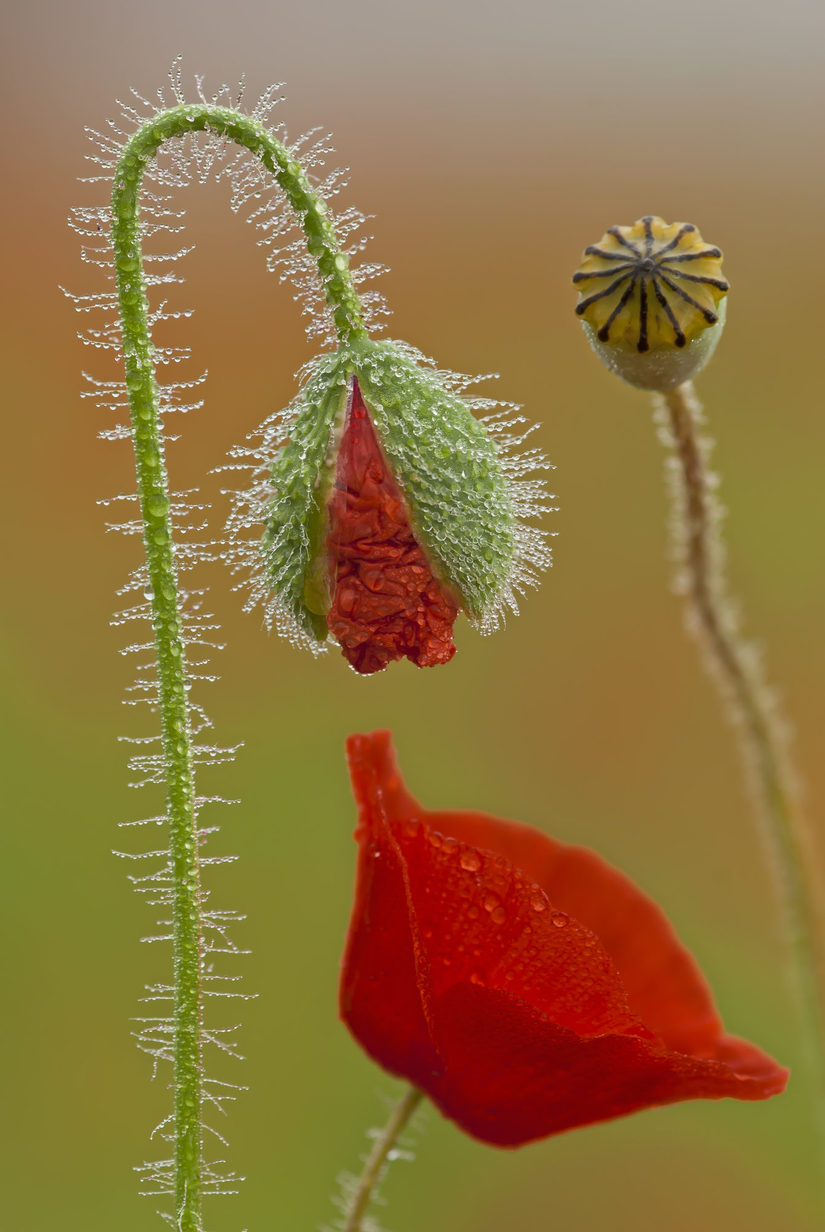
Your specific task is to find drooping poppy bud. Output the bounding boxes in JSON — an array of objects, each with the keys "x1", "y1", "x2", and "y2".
[
  {"x1": 253, "y1": 335, "x2": 550, "y2": 673},
  {"x1": 573, "y1": 216, "x2": 729, "y2": 391},
  {"x1": 340, "y1": 731, "x2": 788, "y2": 1145}
]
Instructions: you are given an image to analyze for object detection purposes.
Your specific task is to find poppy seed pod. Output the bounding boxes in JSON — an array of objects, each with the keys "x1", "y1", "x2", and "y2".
[
  {"x1": 249, "y1": 335, "x2": 550, "y2": 673},
  {"x1": 573, "y1": 216, "x2": 729, "y2": 391}
]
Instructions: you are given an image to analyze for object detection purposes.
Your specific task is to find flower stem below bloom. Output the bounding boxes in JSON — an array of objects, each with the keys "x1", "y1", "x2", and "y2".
[
  {"x1": 341, "y1": 1086, "x2": 423, "y2": 1232},
  {"x1": 655, "y1": 380, "x2": 825, "y2": 1150}
]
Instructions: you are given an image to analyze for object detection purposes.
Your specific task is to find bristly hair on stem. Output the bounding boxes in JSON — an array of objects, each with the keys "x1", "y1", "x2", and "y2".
[
  {"x1": 327, "y1": 1087, "x2": 424, "y2": 1232},
  {"x1": 69, "y1": 60, "x2": 389, "y2": 1230}
]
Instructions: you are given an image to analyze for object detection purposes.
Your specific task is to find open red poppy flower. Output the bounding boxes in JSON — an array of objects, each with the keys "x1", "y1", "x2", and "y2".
[{"x1": 340, "y1": 731, "x2": 788, "y2": 1146}]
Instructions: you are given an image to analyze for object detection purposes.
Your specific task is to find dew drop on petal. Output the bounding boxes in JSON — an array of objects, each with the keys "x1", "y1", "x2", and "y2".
[
  {"x1": 491, "y1": 906, "x2": 507, "y2": 925},
  {"x1": 460, "y1": 850, "x2": 482, "y2": 872},
  {"x1": 551, "y1": 911, "x2": 569, "y2": 928},
  {"x1": 530, "y1": 892, "x2": 547, "y2": 913}
]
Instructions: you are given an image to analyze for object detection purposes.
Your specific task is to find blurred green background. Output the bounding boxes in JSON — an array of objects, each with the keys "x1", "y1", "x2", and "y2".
[{"x1": 3, "y1": 0, "x2": 825, "y2": 1228}]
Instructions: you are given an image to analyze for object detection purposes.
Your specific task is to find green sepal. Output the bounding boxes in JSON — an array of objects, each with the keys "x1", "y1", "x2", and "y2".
[
  {"x1": 262, "y1": 350, "x2": 350, "y2": 639},
  {"x1": 347, "y1": 336, "x2": 516, "y2": 619}
]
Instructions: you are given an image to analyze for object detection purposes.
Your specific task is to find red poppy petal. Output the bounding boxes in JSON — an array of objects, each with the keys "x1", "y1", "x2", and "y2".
[
  {"x1": 411, "y1": 809, "x2": 724, "y2": 1056},
  {"x1": 391, "y1": 810, "x2": 652, "y2": 1042},
  {"x1": 341, "y1": 732, "x2": 788, "y2": 1146},
  {"x1": 344, "y1": 734, "x2": 650, "y2": 1057},
  {"x1": 326, "y1": 380, "x2": 458, "y2": 674},
  {"x1": 353, "y1": 733, "x2": 725, "y2": 1055},
  {"x1": 347, "y1": 728, "x2": 421, "y2": 823},
  {"x1": 429, "y1": 984, "x2": 787, "y2": 1145},
  {"x1": 339, "y1": 788, "x2": 441, "y2": 1084}
]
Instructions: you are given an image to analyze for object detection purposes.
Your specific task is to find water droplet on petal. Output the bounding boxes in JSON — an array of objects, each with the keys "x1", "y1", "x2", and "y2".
[
  {"x1": 483, "y1": 894, "x2": 499, "y2": 913},
  {"x1": 460, "y1": 850, "x2": 482, "y2": 872},
  {"x1": 491, "y1": 906, "x2": 507, "y2": 925},
  {"x1": 530, "y1": 893, "x2": 547, "y2": 913},
  {"x1": 551, "y1": 911, "x2": 569, "y2": 928}
]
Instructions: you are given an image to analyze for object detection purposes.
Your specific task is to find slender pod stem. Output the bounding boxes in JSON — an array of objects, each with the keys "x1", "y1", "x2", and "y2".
[
  {"x1": 110, "y1": 104, "x2": 367, "y2": 1231},
  {"x1": 341, "y1": 1087, "x2": 423, "y2": 1232},
  {"x1": 655, "y1": 380, "x2": 825, "y2": 1125}
]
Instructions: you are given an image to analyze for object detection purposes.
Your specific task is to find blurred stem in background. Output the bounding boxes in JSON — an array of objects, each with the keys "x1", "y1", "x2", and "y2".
[
  {"x1": 572, "y1": 214, "x2": 825, "y2": 1181},
  {"x1": 655, "y1": 381, "x2": 825, "y2": 1134},
  {"x1": 340, "y1": 1087, "x2": 423, "y2": 1232}
]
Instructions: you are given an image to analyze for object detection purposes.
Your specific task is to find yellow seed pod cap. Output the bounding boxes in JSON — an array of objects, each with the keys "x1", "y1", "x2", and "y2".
[{"x1": 573, "y1": 216, "x2": 729, "y2": 391}]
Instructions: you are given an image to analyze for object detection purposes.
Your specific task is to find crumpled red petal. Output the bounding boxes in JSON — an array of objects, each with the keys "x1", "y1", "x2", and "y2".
[
  {"x1": 325, "y1": 380, "x2": 458, "y2": 674},
  {"x1": 340, "y1": 731, "x2": 788, "y2": 1146}
]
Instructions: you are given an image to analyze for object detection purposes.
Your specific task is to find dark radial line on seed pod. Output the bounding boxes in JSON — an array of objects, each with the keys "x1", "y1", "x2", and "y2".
[
  {"x1": 642, "y1": 216, "x2": 654, "y2": 256},
  {"x1": 573, "y1": 262, "x2": 635, "y2": 283},
  {"x1": 661, "y1": 268, "x2": 730, "y2": 291},
  {"x1": 658, "y1": 271, "x2": 718, "y2": 322},
  {"x1": 606, "y1": 226, "x2": 642, "y2": 256},
  {"x1": 651, "y1": 222, "x2": 696, "y2": 256},
  {"x1": 575, "y1": 270, "x2": 634, "y2": 314},
  {"x1": 583, "y1": 245, "x2": 633, "y2": 262},
  {"x1": 637, "y1": 276, "x2": 649, "y2": 351},
  {"x1": 596, "y1": 275, "x2": 638, "y2": 341},
  {"x1": 659, "y1": 247, "x2": 722, "y2": 263},
  {"x1": 651, "y1": 277, "x2": 686, "y2": 347}
]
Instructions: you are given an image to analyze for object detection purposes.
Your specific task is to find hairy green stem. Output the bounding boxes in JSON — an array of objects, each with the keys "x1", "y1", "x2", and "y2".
[
  {"x1": 656, "y1": 381, "x2": 825, "y2": 1134},
  {"x1": 110, "y1": 103, "x2": 366, "y2": 1231},
  {"x1": 342, "y1": 1088, "x2": 423, "y2": 1232}
]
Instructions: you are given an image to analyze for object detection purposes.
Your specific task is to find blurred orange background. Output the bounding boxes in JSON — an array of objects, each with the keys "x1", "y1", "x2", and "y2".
[{"x1": 2, "y1": 1, "x2": 824, "y2": 1229}]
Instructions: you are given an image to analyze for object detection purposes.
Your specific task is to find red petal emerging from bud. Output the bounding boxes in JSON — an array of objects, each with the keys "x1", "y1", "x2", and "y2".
[{"x1": 326, "y1": 380, "x2": 459, "y2": 674}]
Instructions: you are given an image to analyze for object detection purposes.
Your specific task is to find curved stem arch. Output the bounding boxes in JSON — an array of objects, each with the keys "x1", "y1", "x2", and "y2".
[{"x1": 110, "y1": 104, "x2": 367, "y2": 1231}]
